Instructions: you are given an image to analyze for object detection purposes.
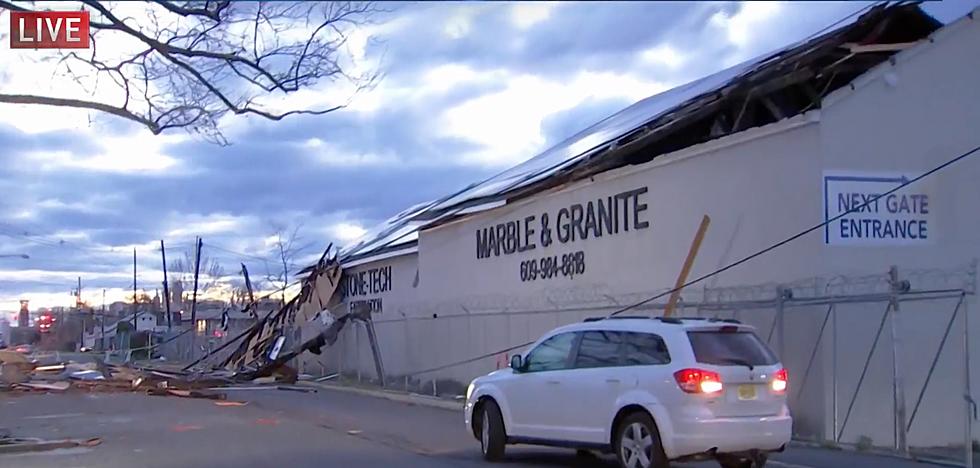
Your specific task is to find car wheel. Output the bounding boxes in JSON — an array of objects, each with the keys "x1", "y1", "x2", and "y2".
[
  {"x1": 479, "y1": 399, "x2": 506, "y2": 461},
  {"x1": 615, "y1": 412, "x2": 668, "y2": 468}
]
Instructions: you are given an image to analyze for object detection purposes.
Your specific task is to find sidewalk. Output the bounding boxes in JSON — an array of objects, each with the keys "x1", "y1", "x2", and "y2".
[{"x1": 298, "y1": 379, "x2": 464, "y2": 412}]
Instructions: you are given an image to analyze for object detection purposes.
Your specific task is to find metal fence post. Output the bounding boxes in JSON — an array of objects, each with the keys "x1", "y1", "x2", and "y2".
[
  {"x1": 889, "y1": 266, "x2": 909, "y2": 455},
  {"x1": 965, "y1": 297, "x2": 974, "y2": 468},
  {"x1": 776, "y1": 287, "x2": 787, "y2": 360},
  {"x1": 355, "y1": 322, "x2": 362, "y2": 383},
  {"x1": 832, "y1": 301, "x2": 839, "y2": 443},
  {"x1": 338, "y1": 325, "x2": 345, "y2": 378}
]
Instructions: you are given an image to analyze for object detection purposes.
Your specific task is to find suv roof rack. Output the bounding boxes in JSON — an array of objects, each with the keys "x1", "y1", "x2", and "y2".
[
  {"x1": 654, "y1": 317, "x2": 684, "y2": 324},
  {"x1": 583, "y1": 315, "x2": 650, "y2": 322},
  {"x1": 708, "y1": 318, "x2": 742, "y2": 324}
]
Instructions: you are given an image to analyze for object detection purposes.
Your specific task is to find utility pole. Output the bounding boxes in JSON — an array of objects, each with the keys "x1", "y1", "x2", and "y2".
[
  {"x1": 161, "y1": 240, "x2": 172, "y2": 331},
  {"x1": 888, "y1": 266, "x2": 909, "y2": 455},
  {"x1": 190, "y1": 237, "x2": 203, "y2": 353},
  {"x1": 132, "y1": 248, "x2": 138, "y2": 328},
  {"x1": 77, "y1": 276, "x2": 83, "y2": 350},
  {"x1": 242, "y1": 263, "x2": 256, "y2": 319},
  {"x1": 101, "y1": 289, "x2": 106, "y2": 351}
]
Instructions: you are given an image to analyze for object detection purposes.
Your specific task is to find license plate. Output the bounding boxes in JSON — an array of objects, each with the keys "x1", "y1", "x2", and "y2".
[{"x1": 737, "y1": 384, "x2": 757, "y2": 400}]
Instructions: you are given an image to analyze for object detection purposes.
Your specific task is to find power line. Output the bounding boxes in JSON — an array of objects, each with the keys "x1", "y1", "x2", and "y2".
[{"x1": 201, "y1": 242, "x2": 276, "y2": 263}]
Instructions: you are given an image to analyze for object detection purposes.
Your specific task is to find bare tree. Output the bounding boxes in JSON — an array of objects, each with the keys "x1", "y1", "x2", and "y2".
[
  {"x1": 168, "y1": 248, "x2": 224, "y2": 308},
  {"x1": 265, "y1": 224, "x2": 312, "y2": 306},
  {"x1": 0, "y1": 1, "x2": 383, "y2": 144}
]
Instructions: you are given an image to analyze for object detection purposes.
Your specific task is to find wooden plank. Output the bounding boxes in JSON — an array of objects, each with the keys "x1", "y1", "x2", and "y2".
[{"x1": 664, "y1": 215, "x2": 711, "y2": 317}]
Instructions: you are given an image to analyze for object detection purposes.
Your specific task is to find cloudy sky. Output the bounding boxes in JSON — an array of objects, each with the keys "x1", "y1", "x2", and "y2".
[{"x1": 0, "y1": 1, "x2": 976, "y2": 313}]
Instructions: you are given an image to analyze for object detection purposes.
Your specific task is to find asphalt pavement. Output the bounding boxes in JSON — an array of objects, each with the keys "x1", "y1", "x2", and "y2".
[{"x1": 0, "y1": 384, "x2": 954, "y2": 468}]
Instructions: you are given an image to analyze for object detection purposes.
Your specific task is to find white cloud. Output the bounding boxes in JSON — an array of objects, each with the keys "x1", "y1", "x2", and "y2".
[
  {"x1": 440, "y1": 70, "x2": 669, "y2": 166},
  {"x1": 422, "y1": 64, "x2": 500, "y2": 93},
  {"x1": 711, "y1": 2, "x2": 783, "y2": 48},
  {"x1": 330, "y1": 222, "x2": 368, "y2": 243},
  {"x1": 302, "y1": 138, "x2": 399, "y2": 167},
  {"x1": 641, "y1": 44, "x2": 686, "y2": 69},
  {"x1": 24, "y1": 131, "x2": 182, "y2": 173},
  {"x1": 510, "y1": 3, "x2": 558, "y2": 30},
  {"x1": 444, "y1": 11, "x2": 473, "y2": 39},
  {"x1": 165, "y1": 213, "x2": 251, "y2": 239}
]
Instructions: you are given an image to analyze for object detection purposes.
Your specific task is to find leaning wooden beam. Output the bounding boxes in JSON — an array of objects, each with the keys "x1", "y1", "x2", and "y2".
[{"x1": 664, "y1": 215, "x2": 711, "y2": 317}]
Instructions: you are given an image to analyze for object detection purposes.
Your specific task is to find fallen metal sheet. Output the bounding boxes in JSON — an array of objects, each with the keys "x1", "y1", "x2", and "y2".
[
  {"x1": 15, "y1": 381, "x2": 70, "y2": 391},
  {"x1": 69, "y1": 370, "x2": 105, "y2": 381},
  {"x1": 0, "y1": 437, "x2": 101, "y2": 454}
]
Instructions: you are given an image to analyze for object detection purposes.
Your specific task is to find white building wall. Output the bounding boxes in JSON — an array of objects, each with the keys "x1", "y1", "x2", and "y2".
[{"x1": 813, "y1": 13, "x2": 980, "y2": 450}]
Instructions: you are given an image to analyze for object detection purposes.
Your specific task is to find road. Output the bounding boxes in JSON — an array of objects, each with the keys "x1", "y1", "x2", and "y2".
[{"x1": 1, "y1": 384, "x2": 947, "y2": 468}]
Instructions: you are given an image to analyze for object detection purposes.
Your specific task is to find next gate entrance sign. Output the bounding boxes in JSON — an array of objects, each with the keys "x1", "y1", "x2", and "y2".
[{"x1": 823, "y1": 171, "x2": 933, "y2": 246}]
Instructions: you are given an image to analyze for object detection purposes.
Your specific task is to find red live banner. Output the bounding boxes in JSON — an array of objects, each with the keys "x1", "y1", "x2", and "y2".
[{"x1": 9, "y1": 11, "x2": 90, "y2": 49}]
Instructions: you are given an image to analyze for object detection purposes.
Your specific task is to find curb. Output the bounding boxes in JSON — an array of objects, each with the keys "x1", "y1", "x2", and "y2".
[{"x1": 298, "y1": 381, "x2": 465, "y2": 412}]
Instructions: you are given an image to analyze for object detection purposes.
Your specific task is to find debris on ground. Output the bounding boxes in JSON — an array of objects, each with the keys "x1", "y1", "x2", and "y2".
[
  {"x1": 0, "y1": 435, "x2": 101, "y2": 454},
  {"x1": 213, "y1": 401, "x2": 248, "y2": 407},
  {"x1": 0, "y1": 249, "x2": 347, "y2": 400}
]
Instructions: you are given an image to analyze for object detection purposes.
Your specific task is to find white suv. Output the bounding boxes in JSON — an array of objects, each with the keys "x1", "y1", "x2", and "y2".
[{"x1": 464, "y1": 317, "x2": 791, "y2": 468}]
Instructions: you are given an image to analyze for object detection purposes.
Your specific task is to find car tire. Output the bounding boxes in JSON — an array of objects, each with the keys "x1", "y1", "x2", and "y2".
[
  {"x1": 479, "y1": 399, "x2": 506, "y2": 461},
  {"x1": 717, "y1": 454, "x2": 767, "y2": 468},
  {"x1": 614, "y1": 412, "x2": 668, "y2": 468}
]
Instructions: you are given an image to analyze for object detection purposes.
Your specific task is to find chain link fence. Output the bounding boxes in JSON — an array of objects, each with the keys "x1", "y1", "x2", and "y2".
[{"x1": 296, "y1": 262, "x2": 977, "y2": 465}]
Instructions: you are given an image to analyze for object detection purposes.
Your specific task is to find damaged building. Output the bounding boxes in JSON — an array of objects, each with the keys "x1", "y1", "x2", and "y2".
[{"x1": 295, "y1": 4, "x2": 980, "y2": 456}]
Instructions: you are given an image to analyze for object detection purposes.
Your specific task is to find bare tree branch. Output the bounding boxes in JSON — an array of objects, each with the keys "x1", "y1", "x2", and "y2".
[
  {"x1": 0, "y1": 0, "x2": 383, "y2": 144},
  {"x1": 0, "y1": 94, "x2": 160, "y2": 131}
]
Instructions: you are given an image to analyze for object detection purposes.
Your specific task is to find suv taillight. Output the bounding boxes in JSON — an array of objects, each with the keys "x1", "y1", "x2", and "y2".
[
  {"x1": 674, "y1": 368, "x2": 723, "y2": 394},
  {"x1": 771, "y1": 368, "x2": 788, "y2": 393}
]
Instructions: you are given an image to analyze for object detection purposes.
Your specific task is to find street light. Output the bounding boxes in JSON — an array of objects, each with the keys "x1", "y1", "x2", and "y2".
[{"x1": 0, "y1": 254, "x2": 29, "y2": 259}]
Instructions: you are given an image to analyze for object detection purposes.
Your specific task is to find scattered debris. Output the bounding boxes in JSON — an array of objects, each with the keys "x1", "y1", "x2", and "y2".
[
  {"x1": 16, "y1": 381, "x2": 70, "y2": 392},
  {"x1": 0, "y1": 436, "x2": 101, "y2": 454},
  {"x1": 33, "y1": 364, "x2": 66, "y2": 372},
  {"x1": 0, "y1": 250, "x2": 348, "y2": 401},
  {"x1": 171, "y1": 424, "x2": 203, "y2": 433},
  {"x1": 69, "y1": 370, "x2": 106, "y2": 381},
  {"x1": 314, "y1": 373, "x2": 339, "y2": 382},
  {"x1": 275, "y1": 385, "x2": 316, "y2": 393},
  {"x1": 214, "y1": 401, "x2": 248, "y2": 407}
]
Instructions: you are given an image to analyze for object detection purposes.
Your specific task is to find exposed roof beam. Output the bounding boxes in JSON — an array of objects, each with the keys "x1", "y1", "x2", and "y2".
[
  {"x1": 761, "y1": 97, "x2": 786, "y2": 121},
  {"x1": 842, "y1": 41, "x2": 919, "y2": 53}
]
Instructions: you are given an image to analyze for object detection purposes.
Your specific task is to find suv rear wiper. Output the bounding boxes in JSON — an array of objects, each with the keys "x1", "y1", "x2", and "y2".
[{"x1": 714, "y1": 357, "x2": 754, "y2": 371}]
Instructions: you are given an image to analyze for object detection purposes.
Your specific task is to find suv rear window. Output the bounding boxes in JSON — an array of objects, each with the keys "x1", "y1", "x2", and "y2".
[{"x1": 687, "y1": 330, "x2": 777, "y2": 366}]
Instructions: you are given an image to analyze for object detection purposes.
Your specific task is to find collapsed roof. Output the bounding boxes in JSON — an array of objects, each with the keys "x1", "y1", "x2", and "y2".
[{"x1": 338, "y1": 3, "x2": 941, "y2": 264}]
